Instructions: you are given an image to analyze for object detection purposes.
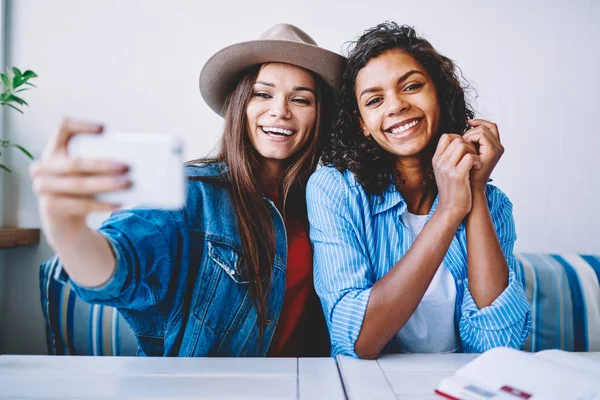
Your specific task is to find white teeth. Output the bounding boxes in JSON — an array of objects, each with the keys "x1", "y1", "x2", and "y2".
[
  {"x1": 261, "y1": 126, "x2": 294, "y2": 136},
  {"x1": 390, "y1": 119, "x2": 420, "y2": 135}
]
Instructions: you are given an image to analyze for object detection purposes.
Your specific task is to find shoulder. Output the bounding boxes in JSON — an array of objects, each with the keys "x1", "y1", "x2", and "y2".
[
  {"x1": 307, "y1": 166, "x2": 352, "y2": 200},
  {"x1": 184, "y1": 162, "x2": 230, "y2": 194},
  {"x1": 308, "y1": 166, "x2": 360, "y2": 190},
  {"x1": 307, "y1": 166, "x2": 367, "y2": 213},
  {"x1": 183, "y1": 162, "x2": 232, "y2": 211},
  {"x1": 184, "y1": 161, "x2": 228, "y2": 179}
]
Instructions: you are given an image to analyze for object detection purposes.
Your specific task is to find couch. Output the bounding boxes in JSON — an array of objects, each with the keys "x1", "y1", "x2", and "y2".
[{"x1": 39, "y1": 253, "x2": 600, "y2": 356}]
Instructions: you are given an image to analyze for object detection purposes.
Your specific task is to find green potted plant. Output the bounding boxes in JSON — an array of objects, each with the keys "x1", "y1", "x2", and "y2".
[{"x1": 0, "y1": 67, "x2": 37, "y2": 172}]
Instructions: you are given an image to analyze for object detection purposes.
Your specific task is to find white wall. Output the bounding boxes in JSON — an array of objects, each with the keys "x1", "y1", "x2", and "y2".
[
  {"x1": 1, "y1": 0, "x2": 599, "y2": 354},
  {"x1": 0, "y1": 0, "x2": 7, "y2": 353}
]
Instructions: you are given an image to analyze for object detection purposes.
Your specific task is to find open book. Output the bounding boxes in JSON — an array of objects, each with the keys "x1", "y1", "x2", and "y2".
[{"x1": 435, "y1": 347, "x2": 600, "y2": 400}]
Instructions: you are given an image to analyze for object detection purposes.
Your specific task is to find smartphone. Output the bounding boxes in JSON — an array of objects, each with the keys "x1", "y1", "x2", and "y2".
[{"x1": 68, "y1": 132, "x2": 186, "y2": 210}]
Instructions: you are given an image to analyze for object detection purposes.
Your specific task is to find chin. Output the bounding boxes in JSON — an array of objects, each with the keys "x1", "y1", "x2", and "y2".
[
  {"x1": 386, "y1": 144, "x2": 423, "y2": 157},
  {"x1": 401, "y1": 149, "x2": 425, "y2": 157},
  {"x1": 388, "y1": 138, "x2": 430, "y2": 157},
  {"x1": 257, "y1": 150, "x2": 292, "y2": 161}
]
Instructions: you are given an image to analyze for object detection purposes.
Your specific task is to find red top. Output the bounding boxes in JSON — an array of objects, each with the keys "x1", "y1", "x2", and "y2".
[{"x1": 265, "y1": 190, "x2": 319, "y2": 357}]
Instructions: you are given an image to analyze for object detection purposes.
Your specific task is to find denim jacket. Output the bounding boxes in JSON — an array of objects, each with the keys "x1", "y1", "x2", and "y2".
[{"x1": 63, "y1": 162, "x2": 307, "y2": 356}]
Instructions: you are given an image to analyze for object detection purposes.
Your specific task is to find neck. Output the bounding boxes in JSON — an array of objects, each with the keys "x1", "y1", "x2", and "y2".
[
  {"x1": 258, "y1": 158, "x2": 283, "y2": 193},
  {"x1": 395, "y1": 155, "x2": 437, "y2": 215}
]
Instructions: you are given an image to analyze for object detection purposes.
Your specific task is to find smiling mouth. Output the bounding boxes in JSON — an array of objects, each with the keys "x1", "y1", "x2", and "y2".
[
  {"x1": 260, "y1": 126, "x2": 295, "y2": 137},
  {"x1": 385, "y1": 118, "x2": 423, "y2": 135}
]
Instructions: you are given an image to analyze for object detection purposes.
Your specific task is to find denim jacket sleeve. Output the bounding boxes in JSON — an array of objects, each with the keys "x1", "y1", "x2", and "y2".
[
  {"x1": 307, "y1": 168, "x2": 373, "y2": 358},
  {"x1": 458, "y1": 185, "x2": 532, "y2": 352},
  {"x1": 70, "y1": 206, "x2": 188, "y2": 311}
]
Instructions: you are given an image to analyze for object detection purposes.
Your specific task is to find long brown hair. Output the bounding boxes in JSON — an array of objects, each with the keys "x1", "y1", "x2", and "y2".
[{"x1": 188, "y1": 64, "x2": 333, "y2": 341}]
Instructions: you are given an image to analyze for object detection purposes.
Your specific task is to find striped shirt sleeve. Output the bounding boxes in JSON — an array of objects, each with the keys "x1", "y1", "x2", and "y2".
[
  {"x1": 307, "y1": 168, "x2": 373, "y2": 358},
  {"x1": 459, "y1": 186, "x2": 532, "y2": 352}
]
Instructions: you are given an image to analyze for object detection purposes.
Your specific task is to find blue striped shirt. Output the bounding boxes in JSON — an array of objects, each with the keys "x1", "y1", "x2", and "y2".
[{"x1": 306, "y1": 166, "x2": 532, "y2": 358}]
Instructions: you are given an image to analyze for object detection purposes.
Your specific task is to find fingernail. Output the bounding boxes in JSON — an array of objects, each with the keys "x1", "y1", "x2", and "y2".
[
  {"x1": 111, "y1": 162, "x2": 129, "y2": 172},
  {"x1": 115, "y1": 176, "x2": 132, "y2": 187},
  {"x1": 87, "y1": 122, "x2": 104, "y2": 133}
]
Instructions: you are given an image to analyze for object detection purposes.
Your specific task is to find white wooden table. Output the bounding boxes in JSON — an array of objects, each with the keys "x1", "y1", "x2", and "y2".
[
  {"x1": 4, "y1": 352, "x2": 600, "y2": 399},
  {"x1": 336, "y1": 352, "x2": 600, "y2": 400},
  {"x1": 0, "y1": 356, "x2": 345, "y2": 399}
]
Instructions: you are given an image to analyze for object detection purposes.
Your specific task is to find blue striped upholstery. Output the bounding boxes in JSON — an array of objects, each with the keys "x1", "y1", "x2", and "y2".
[
  {"x1": 515, "y1": 253, "x2": 600, "y2": 352},
  {"x1": 39, "y1": 256, "x2": 138, "y2": 356},
  {"x1": 39, "y1": 253, "x2": 600, "y2": 355}
]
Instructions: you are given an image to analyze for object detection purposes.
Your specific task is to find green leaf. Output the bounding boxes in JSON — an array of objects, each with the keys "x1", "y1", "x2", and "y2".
[
  {"x1": 5, "y1": 103, "x2": 23, "y2": 113},
  {"x1": 8, "y1": 95, "x2": 28, "y2": 106},
  {"x1": 21, "y1": 75, "x2": 36, "y2": 86},
  {"x1": 12, "y1": 74, "x2": 23, "y2": 88},
  {"x1": 12, "y1": 67, "x2": 22, "y2": 78},
  {"x1": 1, "y1": 73, "x2": 10, "y2": 88},
  {"x1": 11, "y1": 68, "x2": 22, "y2": 88},
  {"x1": 14, "y1": 88, "x2": 29, "y2": 93},
  {"x1": 11, "y1": 144, "x2": 34, "y2": 160},
  {"x1": 0, "y1": 164, "x2": 12, "y2": 173},
  {"x1": 22, "y1": 70, "x2": 37, "y2": 79},
  {"x1": 25, "y1": 82, "x2": 37, "y2": 88}
]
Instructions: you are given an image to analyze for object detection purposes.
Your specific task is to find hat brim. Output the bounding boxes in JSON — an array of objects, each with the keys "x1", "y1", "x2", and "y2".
[{"x1": 199, "y1": 39, "x2": 346, "y2": 116}]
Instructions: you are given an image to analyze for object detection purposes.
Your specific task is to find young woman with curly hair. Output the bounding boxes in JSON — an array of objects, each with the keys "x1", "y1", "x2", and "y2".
[{"x1": 307, "y1": 22, "x2": 531, "y2": 359}]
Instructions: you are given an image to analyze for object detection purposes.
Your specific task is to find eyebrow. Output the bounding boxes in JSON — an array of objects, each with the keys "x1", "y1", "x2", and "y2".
[
  {"x1": 256, "y1": 81, "x2": 275, "y2": 87},
  {"x1": 359, "y1": 70, "x2": 424, "y2": 99},
  {"x1": 255, "y1": 81, "x2": 315, "y2": 95}
]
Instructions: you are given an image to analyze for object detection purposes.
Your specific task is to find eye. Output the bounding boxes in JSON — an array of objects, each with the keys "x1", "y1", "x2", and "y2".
[
  {"x1": 292, "y1": 97, "x2": 311, "y2": 105},
  {"x1": 365, "y1": 97, "x2": 382, "y2": 107},
  {"x1": 403, "y1": 82, "x2": 423, "y2": 92},
  {"x1": 253, "y1": 92, "x2": 272, "y2": 99}
]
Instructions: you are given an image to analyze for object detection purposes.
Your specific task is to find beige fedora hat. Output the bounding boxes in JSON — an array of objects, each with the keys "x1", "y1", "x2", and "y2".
[{"x1": 199, "y1": 23, "x2": 346, "y2": 116}]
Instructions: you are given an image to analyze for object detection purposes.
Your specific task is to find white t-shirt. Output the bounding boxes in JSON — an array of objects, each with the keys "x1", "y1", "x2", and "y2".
[{"x1": 391, "y1": 211, "x2": 459, "y2": 353}]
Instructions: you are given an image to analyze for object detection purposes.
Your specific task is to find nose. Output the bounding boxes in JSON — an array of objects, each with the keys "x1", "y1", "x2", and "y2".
[
  {"x1": 269, "y1": 97, "x2": 291, "y2": 119},
  {"x1": 386, "y1": 94, "x2": 409, "y2": 117}
]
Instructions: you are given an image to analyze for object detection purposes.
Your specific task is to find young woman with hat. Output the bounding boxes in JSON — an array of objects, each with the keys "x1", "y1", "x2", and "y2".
[
  {"x1": 31, "y1": 23, "x2": 345, "y2": 357},
  {"x1": 306, "y1": 22, "x2": 531, "y2": 359}
]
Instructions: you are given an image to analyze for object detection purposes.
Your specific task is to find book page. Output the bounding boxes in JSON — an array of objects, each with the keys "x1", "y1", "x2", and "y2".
[
  {"x1": 534, "y1": 350, "x2": 600, "y2": 376},
  {"x1": 448, "y1": 347, "x2": 599, "y2": 399},
  {"x1": 436, "y1": 375, "x2": 523, "y2": 399}
]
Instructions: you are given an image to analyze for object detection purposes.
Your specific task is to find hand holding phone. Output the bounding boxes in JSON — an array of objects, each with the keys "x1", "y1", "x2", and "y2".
[
  {"x1": 68, "y1": 131, "x2": 186, "y2": 210},
  {"x1": 31, "y1": 119, "x2": 186, "y2": 244}
]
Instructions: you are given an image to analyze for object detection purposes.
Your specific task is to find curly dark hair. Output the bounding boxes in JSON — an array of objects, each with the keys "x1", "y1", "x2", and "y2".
[{"x1": 322, "y1": 22, "x2": 475, "y2": 196}]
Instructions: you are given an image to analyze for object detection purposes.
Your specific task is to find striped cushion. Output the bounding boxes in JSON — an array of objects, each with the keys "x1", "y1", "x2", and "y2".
[
  {"x1": 515, "y1": 253, "x2": 600, "y2": 352},
  {"x1": 40, "y1": 253, "x2": 600, "y2": 355},
  {"x1": 39, "y1": 256, "x2": 138, "y2": 356}
]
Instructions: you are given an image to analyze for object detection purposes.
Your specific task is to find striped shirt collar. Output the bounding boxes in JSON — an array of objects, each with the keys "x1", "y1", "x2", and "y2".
[{"x1": 370, "y1": 183, "x2": 465, "y2": 231}]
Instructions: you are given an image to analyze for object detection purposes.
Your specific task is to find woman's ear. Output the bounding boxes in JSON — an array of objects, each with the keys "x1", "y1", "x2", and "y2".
[{"x1": 358, "y1": 116, "x2": 370, "y2": 138}]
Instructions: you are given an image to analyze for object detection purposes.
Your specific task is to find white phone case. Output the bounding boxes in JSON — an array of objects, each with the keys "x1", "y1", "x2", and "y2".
[{"x1": 68, "y1": 132, "x2": 186, "y2": 210}]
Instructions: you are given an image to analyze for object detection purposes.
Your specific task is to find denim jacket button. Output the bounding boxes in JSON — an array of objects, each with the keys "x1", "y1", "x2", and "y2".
[
  {"x1": 265, "y1": 319, "x2": 273, "y2": 326},
  {"x1": 457, "y1": 279, "x2": 463, "y2": 285}
]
